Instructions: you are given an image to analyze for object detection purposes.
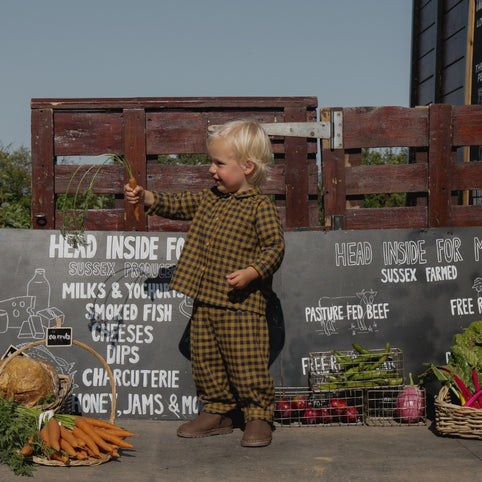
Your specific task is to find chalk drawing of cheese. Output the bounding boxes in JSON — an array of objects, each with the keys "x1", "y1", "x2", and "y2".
[{"x1": 0, "y1": 296, "x2": 35, "y2": 330}]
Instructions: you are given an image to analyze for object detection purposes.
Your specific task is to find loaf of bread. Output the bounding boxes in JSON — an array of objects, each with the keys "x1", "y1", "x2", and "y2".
[{"x1": 0, "y1": 356, "x2": 59, "y2": 407}]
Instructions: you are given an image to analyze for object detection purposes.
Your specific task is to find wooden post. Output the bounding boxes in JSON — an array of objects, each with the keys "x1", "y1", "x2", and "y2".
[
  {"x1": 428, "y1": 104, "x2": 453, "y2": 227},
  {"x1": 31, "y1": 107, "x2": 55, "y2": 229},
  {"x1": 283, "y1": 106, "x2": 310, "y2": 228},
  {"x1": 321, "y1": 108, "x2": 345, "y2": 228},
  {"x1": 123, "y1": 109, "x2": 147, "y2": 231}
]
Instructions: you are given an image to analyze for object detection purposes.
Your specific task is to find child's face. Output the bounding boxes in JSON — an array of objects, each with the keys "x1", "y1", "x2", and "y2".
[{"x1": 207, "y1": 138, "x2": 253, "y2": 194}]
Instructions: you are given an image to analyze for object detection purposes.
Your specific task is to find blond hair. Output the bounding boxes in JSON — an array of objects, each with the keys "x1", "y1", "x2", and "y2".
[{"x1": 207, "y1": 120, "x2": 272, "y2": 187}]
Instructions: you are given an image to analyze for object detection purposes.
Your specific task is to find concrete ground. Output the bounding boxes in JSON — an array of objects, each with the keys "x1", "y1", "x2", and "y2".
[{"x1": 0, "y1": 419, "x2": 481, "y2": 481}]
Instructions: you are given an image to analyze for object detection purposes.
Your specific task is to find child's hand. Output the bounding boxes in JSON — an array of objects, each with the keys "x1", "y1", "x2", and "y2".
[
  {"x1": 226, "y1": 267, "x2": 259, "y2": 290},
  {"x1": 124, "y1": 183, "x2": 154, "y2": 207},
  {"x1": 124, "y1": 183, "x2": 144, "y2": 204}
]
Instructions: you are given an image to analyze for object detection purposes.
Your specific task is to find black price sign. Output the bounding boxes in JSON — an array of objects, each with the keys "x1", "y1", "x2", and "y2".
[{"x1": 46, "y1": 327, "x2": 73, "y2": 347}]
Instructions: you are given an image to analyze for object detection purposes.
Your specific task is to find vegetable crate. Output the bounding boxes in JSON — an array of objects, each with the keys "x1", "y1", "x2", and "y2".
[
  {"x1": 364, "y1": 386, "x2": 427, "y2": 426},
  {"x1": 274, "y1": 387, "x2": 364, "y2": 426},
  {"x1": 308, "y1": 347, "x2": 405, "y2": 392}
]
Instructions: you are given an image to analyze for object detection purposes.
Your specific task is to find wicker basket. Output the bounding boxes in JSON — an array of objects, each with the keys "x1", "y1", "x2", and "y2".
[
  {"x1": 0, "y1": 342, "x2": 73, "y2": 414},
  {"x1": 34, "y1": 374, "x2": 73, "y2": 414},
  {"x1": 1, "y1": 339, "x2": 117, "y2": 466},
  {"x1": 434, "y1": 385, "x2": 482, "y2": 439}
]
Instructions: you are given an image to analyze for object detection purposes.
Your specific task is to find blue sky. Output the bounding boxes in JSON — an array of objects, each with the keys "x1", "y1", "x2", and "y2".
[{"x1": 1, "y1": 0, "x2": 413, "y2": 150}]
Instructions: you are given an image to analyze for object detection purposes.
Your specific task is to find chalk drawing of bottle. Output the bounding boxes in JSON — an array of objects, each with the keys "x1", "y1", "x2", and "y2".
[{"x1": 27, "y1": 268, "x2": 51, "y2": 313}]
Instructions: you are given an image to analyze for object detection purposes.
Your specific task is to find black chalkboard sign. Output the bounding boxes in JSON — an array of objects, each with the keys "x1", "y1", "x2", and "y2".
[
  {"x1": 46, "y1": 327, "x2": 73, "y2": 347},
  {"x1": 0, "y1": 228, "x2": 480, "y2": 420}
]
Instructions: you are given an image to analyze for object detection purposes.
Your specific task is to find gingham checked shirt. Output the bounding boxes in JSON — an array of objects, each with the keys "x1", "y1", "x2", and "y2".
[{"x1": 146, "y1": 186, "x2": 285, "y2": 314}]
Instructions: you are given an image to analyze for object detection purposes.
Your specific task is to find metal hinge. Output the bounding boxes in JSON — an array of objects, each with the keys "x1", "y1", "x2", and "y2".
[{"x1": 208, "y1": 110, "x2": 343, "y2": 149}]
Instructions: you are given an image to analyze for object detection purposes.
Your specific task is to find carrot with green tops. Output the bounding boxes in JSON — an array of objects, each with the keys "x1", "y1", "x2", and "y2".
[
  {"x1": 81, "y1": 416, "x2": 136, "y2": 437},
  {"x1": 74, "y1": 449, "x2": 89, "y2": 460},
  {"x1": 97, "y1": 427, "x2": 136, "y2": 438},
  {"x1": 20, "y1": 443, "x2": 33, "y2": 457},
  {"x1": 128, "y1": 177, "x2": 140, "y2": 221},
  {"x1": 60, "y1": 424, "x2": 84, "y2": 448},
  {"x1": 60, "y1": 438, "x2": 77, "y2": 458},
  {"x1": 93, "y1": 427, "x2": 134, "y2": 449},
  {"x1": 75, "y1": 417, "x2": 116, "y2": 454},
  {"x1": 50, "y1": 452, "x2": 69, "y2": 463},
  {"x1": 39, "y1": 426, "x2": 50, "y2": 448},
  {"x1": 47, "y1": 418, "x2": 61, "y2": 452},
  {"x1": 72, "y1": 426, "x2": 100, "y2": 458}
]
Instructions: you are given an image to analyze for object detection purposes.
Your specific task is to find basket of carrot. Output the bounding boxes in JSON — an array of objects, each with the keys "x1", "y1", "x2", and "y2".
[{"x1": 0, "y1": 339, "x2": 134, "y2": 475}]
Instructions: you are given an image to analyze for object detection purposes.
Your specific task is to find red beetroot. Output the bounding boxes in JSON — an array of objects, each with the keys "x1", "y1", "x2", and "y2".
[
  {"x1": 302, "y1": 406, "x2": 321, "y2": 424},
  {"x1": 319, "y1": 406, "x2": 333, "y2": 424},
  {"x1": 291, "y1": 395, "x2": 308, "y2": 411},
  {"x1": 329, "y1": 397, "x2": 347, "y2": 417},
  {"x1": 275, "y1": 398, "x2": 293, "y2": 421},
  {"x1": 342, "y1": 406, "x2": 360, "y2": 423}
]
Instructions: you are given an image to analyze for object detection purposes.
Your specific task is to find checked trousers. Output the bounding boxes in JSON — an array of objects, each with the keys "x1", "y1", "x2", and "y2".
[{"x1": 190, "y1": 302, "x2": 275, "y2": 423}]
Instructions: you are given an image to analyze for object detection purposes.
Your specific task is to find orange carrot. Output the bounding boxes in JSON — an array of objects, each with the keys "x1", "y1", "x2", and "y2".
[
  {"x1": 60, "y1": 438, "x2": 77, "y2": 458},
  {"x1": 39, "y1": 426, "x2": 50, "y2": 448},
  {"x1": 50, "y1": 452, "x2": 69, "y2": 463},
  {"x1": 75, "y1": 417, "x2": 115, "y2": 454},
  {"x1": 79, "y1": 416, "x2": 119, "y2": 430},
  {"x1": 47, "y1": 418, "x2": 61, "y2": 452},
  {"x1": 80, "y1": 416, "x2": 136, "y2": 437},
  {"x1": 72, "y1": 426, "x2": 100, "y2": 458},
  {"x1": 93, "y1": 428, "x2": 134, "y2": 449},
  {"x1": 60, "y1": 425, "x2": 84, "y2": 448},
  {"x1": 20, "y1": 444, "x2": 33, "y2": 457},
  {"x1": 74, "y1": 449, "x2": 89, "y2": 460},
  {"x1": 97, "y1": 427, "x2": 136, "y2": 438},
  {"x1": 128, "y1": 177, "x2": 140, "y2": 221}
]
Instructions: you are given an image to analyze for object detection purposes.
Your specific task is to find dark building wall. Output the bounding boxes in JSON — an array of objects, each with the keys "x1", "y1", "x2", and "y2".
[{"x1": 411, "y1": 0, "x2": 470, "y2": 106}]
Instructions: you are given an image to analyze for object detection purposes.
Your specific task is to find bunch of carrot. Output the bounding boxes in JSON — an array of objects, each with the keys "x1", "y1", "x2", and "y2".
[{"x1": 22, "y1": 415, "x2": 135, "y2": 463}]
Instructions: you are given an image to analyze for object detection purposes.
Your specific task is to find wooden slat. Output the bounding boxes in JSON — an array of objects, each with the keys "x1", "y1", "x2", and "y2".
[
  {"x1": 147, "y1": 164, "x2": 213, "y2": 192},
  {"x1": 448, "y1": 205, "x2": 482, "y2": 226},
  {"x1": 55, "y1": 209, "x2": 125, "y2": 231},
  {"x1": 343, "y1": 106, "x2": 429, "y2": 148},
  {"x1": 345, "y1": 164, "x2": 428, "y2": 195},
  {"x1": 54, "y1": 112, "x2": 123, "y2": 156},
  {"x1": 344, "y1": 206, "x2": 428, "y2": 230},
  {"x1": 32, "y1": 96, "x2": 318, "y2": 110},
  {"x1": 452, "y1": 104, "x2": 482, "y2": 145},
  {"x1": 55, "y1": 164, "x2": 125, "y2": 194},
  {"x1": 450, "y1": 162, "x2": 482, "y2": 190},
  {"x1": 147, "y1": 112, "x2": 207, "y2": 154}
]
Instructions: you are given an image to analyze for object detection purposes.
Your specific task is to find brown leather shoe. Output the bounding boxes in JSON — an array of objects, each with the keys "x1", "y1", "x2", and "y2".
[
  {"x1": 177, "y1": 411, "x2": 233, "y2": 438},
  {"x1": 240, "y1": 419, "x2": 272, "y2": 447}
]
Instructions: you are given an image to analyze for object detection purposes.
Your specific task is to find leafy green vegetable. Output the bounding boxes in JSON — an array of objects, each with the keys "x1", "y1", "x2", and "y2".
[
  {"x1": 0, "y1": 396, "x2": 37, "y2": 476},
  {"x1": 59, "y1": 154, "x2": 134, "y2": 248},
  {"x1": 420, "y1": 320, "x2": 482, "y2": 400},
  {"x1": 0, "y1": 395, "x2": 77, "y2": 476}
]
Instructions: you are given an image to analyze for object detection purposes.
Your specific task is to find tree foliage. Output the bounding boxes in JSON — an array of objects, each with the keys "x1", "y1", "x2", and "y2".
[
  {"x1": 157, "y1": 153, "x2": 210, "y2": 165},
  {"x1": 0, "y1": 144, "x2": 32, "y2": 228},
  {"x1": 361, "y1": 147, "x2": 408, "y2": 208}
]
